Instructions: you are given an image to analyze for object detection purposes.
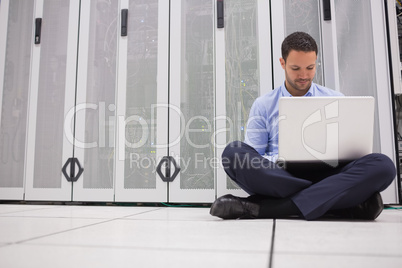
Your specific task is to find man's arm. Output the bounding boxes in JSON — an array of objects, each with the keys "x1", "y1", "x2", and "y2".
[{"x1": 244, "y1": 101, "x2": 269, "y2": 156}]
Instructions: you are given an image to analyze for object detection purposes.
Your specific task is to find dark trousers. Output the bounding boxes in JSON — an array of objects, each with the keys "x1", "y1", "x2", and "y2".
[{"x1": 222, "y1": 141, "x2": 396, "y2": 220}]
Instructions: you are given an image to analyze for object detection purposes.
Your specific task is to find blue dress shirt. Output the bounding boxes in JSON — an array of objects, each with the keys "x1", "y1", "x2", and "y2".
[{"x1": 244, "y1": 82, "x2": 344, "y2": 163}]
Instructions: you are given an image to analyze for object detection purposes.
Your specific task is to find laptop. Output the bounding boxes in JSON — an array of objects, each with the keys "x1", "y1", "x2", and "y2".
[{"x1": 277, "y1": 96, "x2": 375, "y2": 168}]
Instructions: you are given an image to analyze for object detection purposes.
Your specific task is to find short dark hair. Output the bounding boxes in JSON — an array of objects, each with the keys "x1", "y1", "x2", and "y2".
[{"x1": 281, "y1": 32, "x2": 318, "y2": 62}]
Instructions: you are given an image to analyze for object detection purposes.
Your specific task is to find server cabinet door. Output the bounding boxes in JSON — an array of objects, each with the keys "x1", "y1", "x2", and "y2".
[
  {"x1": 330, "y1": 0, "x2": 398, "y2": 203},
  {"x1": 168, "y1": 0, "x2": 216, "y2": 202},
  {"x1": 0, "y1": 0, "x2": 35, "y2": 200},
  {"x1": 215, "y1": 0, "x2": 272, "y2": 199},
  {"x1": 24, "y1": 0, "x2": 80, "y2": 201},
  {"x1": 72, "y1": 0, "x2": 119, "y2": 202},
  {"x1": 114, "y1": 0, "x2": 169, "y2": 202}
]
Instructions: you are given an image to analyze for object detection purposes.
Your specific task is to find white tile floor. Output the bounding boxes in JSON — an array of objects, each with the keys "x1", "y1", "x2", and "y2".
[{"x1": 0, "y1": 204, "x2": 401, "y2": 268}]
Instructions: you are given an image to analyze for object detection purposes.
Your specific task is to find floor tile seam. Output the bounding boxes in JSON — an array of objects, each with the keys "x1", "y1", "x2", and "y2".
[
  {"x1": 273, "y1": 250, "x2": 402, "y2": 258},
  {"x1": 18, "y1": 242, "x2": 271, "y2": 255},
  {"x1": 268, "y1": 219, "x2": 276, "y2": 268},
  {"x1": 0, "y1": 215, "x2": 265, "y2": 222},
  {"x1": 0, "y1": 215, "x2": 133, "y2": 220},
  {"x1": 119, "y1": 207, "x2": 166, "y2": 218},
  {"x1": 117, "y1": 217, "x2": 275, "y2": 224},
  {"x1": 0, "y1": 208, "x2": 166, "y2": 220},
  {"x1": 0, "y1": 243, "x2": 14, "y2": 249},
  {"x1": 117, "y1": 217, "x2": 221, "y2": 222},
  {"x1": 5, "y1": 217, "x2": 124, "y2": 245},
  {"x1": 0, "y1": 209, "x2": 179, "y2": 245},
  {"x1": 0, "y1": 206, "x2": 64, "y2": 215},
  {"x1": 0, "y1": 215, "x2": 220, "y2": 222}
]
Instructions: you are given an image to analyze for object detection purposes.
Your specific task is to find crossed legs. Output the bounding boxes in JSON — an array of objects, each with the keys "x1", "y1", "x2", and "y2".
[{"x1": 213, "y1": 141, "x2": 396, "y2": 220}]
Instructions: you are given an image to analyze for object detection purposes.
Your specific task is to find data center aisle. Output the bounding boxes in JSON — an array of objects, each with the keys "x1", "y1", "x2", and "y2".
[{"x1": 0, "y1": 204, "x2": 401, "y2": 268}]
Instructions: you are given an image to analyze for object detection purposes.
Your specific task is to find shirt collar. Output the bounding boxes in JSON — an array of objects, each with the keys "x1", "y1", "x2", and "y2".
[{"x1": 280, "y1": 81, "x2": 315, "y2": 97}]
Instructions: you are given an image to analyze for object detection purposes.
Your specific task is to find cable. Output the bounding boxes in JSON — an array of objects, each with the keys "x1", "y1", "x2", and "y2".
[
  {"x1": 160, "y1": 202, "x2": 207, "y2": 208},
  {"x1": 384, "y1": 206, "x2": 402, "y2": 209}
]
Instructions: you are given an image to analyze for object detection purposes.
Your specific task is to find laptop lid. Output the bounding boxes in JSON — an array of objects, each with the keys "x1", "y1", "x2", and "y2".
[{"x1": 278, "y1": 96, "x2": 375, "y2": 167}]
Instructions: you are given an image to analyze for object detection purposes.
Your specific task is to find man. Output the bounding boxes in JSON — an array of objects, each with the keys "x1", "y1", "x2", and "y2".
[{"x1": 210, "y1": 32, "x2": 396, "y2": 220}]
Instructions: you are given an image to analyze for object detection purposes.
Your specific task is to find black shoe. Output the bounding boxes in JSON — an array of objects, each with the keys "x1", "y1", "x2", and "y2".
[
  {"x1": 210, "y1": 194, "x2": 259, "y2": 219},
  {"x1": 330, "y1": 192, "x2": 384, "y2": 220}
]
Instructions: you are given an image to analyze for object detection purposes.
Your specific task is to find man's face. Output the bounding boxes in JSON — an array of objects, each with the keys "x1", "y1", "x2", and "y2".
[{"x1": 279, "y1": 50, "x2": 317, "y2": 96}]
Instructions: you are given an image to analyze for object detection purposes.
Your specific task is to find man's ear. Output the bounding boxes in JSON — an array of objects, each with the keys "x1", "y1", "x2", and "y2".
[{"x1": 279, "y1": 57, "x2": 285, "y2": 70}]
